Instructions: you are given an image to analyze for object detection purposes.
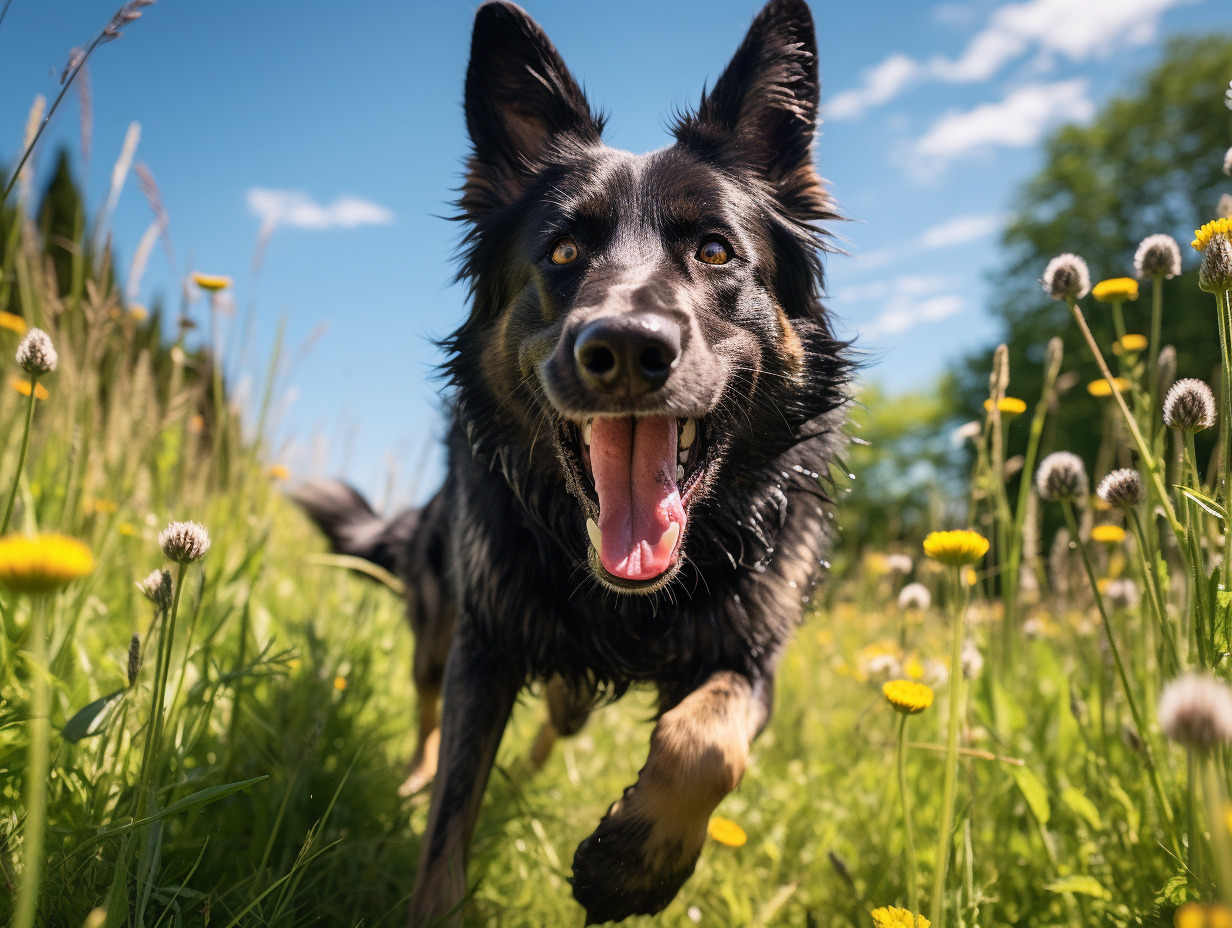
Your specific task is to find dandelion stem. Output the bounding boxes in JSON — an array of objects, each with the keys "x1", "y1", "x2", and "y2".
[
  {"x1": 1201, "y1": 752, "x2": 1232, "y2": 904},
  {"x1": 1060, "y1": 500, "x2": 1179, "y2": 855},
  {"x1": 1148, "y1": 276, "x2": 1163, "y2": 438},
  {"x1": 0, "y1": 376, "x2": 39, "y2": 536},
  {"x1": 896, "y1": 713, "x2": 920, "y2": 915},
  {"x1": 929, "y1": 569, "x2": 967, "y2": 928},
  {"x1": 12, "y1": 595, "x2": 49, "y2": 928},
  {"x1": 1068, "y1": 299, "x2": 1183, "y2": 537},
  {"x1": 1215, "y1": 288, "x2": 1232, "y2": 591},
  {"x1": 1127, "y1": 507, "x2": 1177, "y2": 676},
  {"x1": 1111, "y1": 300, "x2": 1128, "y2": 345}
]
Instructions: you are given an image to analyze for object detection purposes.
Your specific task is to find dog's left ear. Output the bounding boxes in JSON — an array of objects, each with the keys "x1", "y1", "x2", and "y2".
[{"x1": 676, "y1": 0, "x2": 824, "y2": 215}]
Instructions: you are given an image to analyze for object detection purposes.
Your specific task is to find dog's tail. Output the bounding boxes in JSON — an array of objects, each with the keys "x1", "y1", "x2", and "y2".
[{"x1": 290, "y1": 479, "x2": 419, "y2": 577}]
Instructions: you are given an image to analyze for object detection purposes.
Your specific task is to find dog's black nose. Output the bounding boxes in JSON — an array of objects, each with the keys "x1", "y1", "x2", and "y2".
[{"x1": 574, "y1": 314, "x2": 681, "y2": 396}]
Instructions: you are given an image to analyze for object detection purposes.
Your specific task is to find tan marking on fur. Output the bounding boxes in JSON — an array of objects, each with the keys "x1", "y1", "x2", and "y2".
[
  {"x1": 400, "y1": 688, "x2": 442, "y2": 797},
  {"x1": 609, "y1": 673, "x2": 761, "y2": 870},
  {"x1": 528, "y1": 719, "x2": 560, "y2": 771},
  {"x1": 777, "y1": 306, "x2": 805, "y2": 373}
]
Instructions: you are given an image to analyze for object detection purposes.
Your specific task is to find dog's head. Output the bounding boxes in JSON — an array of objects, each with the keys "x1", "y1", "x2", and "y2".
[{"x1": 448, "y1": 0, "x2": 848, "y2": 595}]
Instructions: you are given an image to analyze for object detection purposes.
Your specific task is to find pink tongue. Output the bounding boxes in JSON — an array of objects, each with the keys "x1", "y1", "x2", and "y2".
[{"x1": 591, "y1": 416, "x2": 685, "y2": 582}]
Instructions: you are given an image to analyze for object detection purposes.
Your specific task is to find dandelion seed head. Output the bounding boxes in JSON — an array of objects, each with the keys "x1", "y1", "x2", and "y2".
[
  {"x1": 16, "y1": 328, "x2": 57, "y2": 375},
  {"x1": 1158, "y1": 672, "x2": 1232, "y2": 750},
  {"x1": 1163, "y1": 378, "x2": 1217, "y2": 432},
  {"x1": 962, "y1": 638, "x2": 984, "y2": 680},
  {"x1": 136, "y1": 567, "x2": 172, "y2": 610},
  {"x1": 1135, "y1": 233, "x2": 1182, "y2": 279},
  {"x1": 1041, "y1": 253, "x2": 1090, "y2": 302},
  {"x1": 1104, "y1": 578, "x2": 1140, "y2": 611},
  {"x1": 1036, "y1": 451, "x2": 1087, "y2": 502},
  {"x1": 897, "y1": 582, "x2": 931, "y2": 611},
  {"x1": 951, "y1": 420, "x2": 981, "y2": 447},
  {"x1": 1199, "y1": 232, "x2": 1232, "y2": 292},
  {"x1": 158, "y1": 520, "x2": 211, "y2": 563},
  {"x1": 1096, "y1": 468, "x2": 1144, "y2": 509}
]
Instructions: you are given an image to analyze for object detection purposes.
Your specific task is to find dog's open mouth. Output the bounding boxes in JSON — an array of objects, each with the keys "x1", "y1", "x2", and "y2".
[{"x1": 563, "y1": 415, "x2": 707, "y2": 593}]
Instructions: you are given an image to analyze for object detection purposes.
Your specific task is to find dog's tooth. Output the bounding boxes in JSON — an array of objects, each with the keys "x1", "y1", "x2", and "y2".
[
  {"x1": 586, "y1": 517, "x2": 602, "y2": 554},
  {"x1": 678, "y1": 450, "x2": 688, "y2": 465},
  {"x1": 582, "y1": 418, "x2": 593, "y2": 446},
  {"x1": 679, "y1": 417, "x2": 696, "y2": 449},
  {"x1": 660, "y1": 521, "x2": 681, "y2": 552},
  {"x1": 676, "y1": 464, "x2": 685, "y2": 483}
]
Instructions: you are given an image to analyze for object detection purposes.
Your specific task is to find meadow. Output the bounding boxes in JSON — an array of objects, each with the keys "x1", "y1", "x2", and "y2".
[{"x1": 4, "y1": 19, "x2": 1232, "y2": 928}]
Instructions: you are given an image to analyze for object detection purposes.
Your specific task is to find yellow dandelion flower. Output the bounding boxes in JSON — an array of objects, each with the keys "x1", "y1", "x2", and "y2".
[
  {"x1": 84, "y1": 498, "x2": 119, "y2": 516},
  {"x1": 1175, "y1": 903, "x2": 1205, "y2": 928},
  {"x1": 0, "y1": 534, "x2": 94, "y2": 594},
  {"x1": 0, "y1": 311, "x2": 27, "y2": 335},
  {"x1": 706, "y1": 816, "x2": 747, "y2": 847},
  {"x1": 922, "y1": 530, "x2": 989, "y2": 567},
  {"x1": 904, "y1": 655, "x2": 925, "y2": 679},
  {"x1": 268, "y1": 464, "x2": 292, "y2": 481},
  {"x1": 1210, "y1": 904, "x2": 1232, "y2": 928},
  {"x1": 1113, "y1": 334, "x2": 1148, "y2": 354},
  {"x1": 1091, "y1": 277, "x2": 1139, "y2": 302},
  {"x1": 1091, "y1": 524, "x2": 1126, "y2": 544},
  {"x1": 191, "y1": 272, "x2": 232, "y2": 292},
  {"x1": 333, "y1": 675, "x2": 348, "y2": 691},
  {"x1": 9, "y1": 376, "x2": 48, "y2": 400},
  {"x1": 287, "y1": 657, "x2": 302, "y2": 671},
  {"x1": 983, "y1": 396, "x2": 1027, "y2": 417},
  {"x1": 1193, "y1": 217, "x2": 1232, "y2": 252},
  {"x1": 1087, "y1": 377, "x2": 1130, "y2": 397},
  {"x1": 118, "y1": 522, "x2": 137, "y2": 536},
  {"x1": 871, "y1": 905, "x2": 931, "y2": 928},
  {"x1": 883, "y1": 679, "x2": 934, "y2": 714},
  {"x1": 129, "y1": 304, "x2": 149, "y2": 323},
  {"x1": 1096, "y1": 577, "x2": 1113, "y2": 594}
]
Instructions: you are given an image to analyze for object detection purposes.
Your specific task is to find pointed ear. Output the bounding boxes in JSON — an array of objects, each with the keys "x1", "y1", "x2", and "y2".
[
  {"x1": 675, "y1": 0, "x2": 825, "y2": 213},
  {"x1": 463, "y1": 2, "x2": 602, "y2": 213}
]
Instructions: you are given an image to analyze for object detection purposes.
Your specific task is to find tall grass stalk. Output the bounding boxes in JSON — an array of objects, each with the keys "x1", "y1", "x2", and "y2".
[{"x1": 0, "y1": 378, "x2": 38, "y2": 535}]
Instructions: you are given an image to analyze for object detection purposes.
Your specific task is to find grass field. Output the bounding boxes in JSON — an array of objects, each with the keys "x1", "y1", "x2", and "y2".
[{"x1": 4, "y1": 39, "x2": 1232, "y2": 928}]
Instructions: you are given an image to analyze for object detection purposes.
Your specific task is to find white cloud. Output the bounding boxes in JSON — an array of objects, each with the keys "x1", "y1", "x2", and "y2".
[
  {"x1": 246, "y1": 188, "x2": 394, "y2": 230},
  {"x1": 863, "y1": 293, "x2": 965, "y2": 338},
  {"x1": 918, "y1": 213, "x2": 1004, "y2": 248},
  {"x1": 913, "y1": 79, "x2": 1094, "y2": 168},
  {"x1": 824, "y1": 0, "x2": 1193, "y2": 120}
]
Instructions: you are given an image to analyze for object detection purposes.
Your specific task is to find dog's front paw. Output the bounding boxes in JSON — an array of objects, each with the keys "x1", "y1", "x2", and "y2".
[{"x1": 570, "y1": 795, "x2": 705, "y2": 924}]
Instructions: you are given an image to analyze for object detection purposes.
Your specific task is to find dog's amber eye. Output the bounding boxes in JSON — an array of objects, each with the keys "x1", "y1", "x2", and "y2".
[
  {"x1": 550, "y1": 238, "x2": 580, "y2": 265},
  {"x1": 697, "y1": 238, "x2": 731, "y2": 265}
]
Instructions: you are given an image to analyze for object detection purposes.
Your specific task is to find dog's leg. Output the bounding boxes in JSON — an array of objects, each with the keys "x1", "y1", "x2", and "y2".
[
  {"x1": 407, "y1": 624, "x2": 518, "y2": 928},
  {"x1": 571, "y1": 670, "x2": 772, "y2": 924},
  {"x1": 400, "y1": 580, "x2": 455, "y2": 797},
  {"x1": 528, "y1": 674, "x2": 593, "y2": 770}
]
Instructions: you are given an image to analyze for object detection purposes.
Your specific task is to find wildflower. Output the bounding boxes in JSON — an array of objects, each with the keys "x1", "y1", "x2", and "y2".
[
  {"x1": 1104, "y1": 578, "x2": 1141, "y2": 611},
  {"x1": 903, "y1": 655, "x2": 925, "y2": 679},
  {"x1": 1096, "y1": 468, "x2": 1144, "y2": 509},
  {"x1": 84, "y1": 498, "x2": 119, "y2": 516},
  {"x1": 1091, "y1": 524, "x2": 1126, "y2": 545},
  {"x1": 118, "y1": 522, "x2": 137, "y2": 536},
  {"x1": 333, "y1": 675, "x2": 348, "y2": 691},
  {"x1": 950, "y1": 420, "x2": 981, "y2": 447},
  {"x1": 1163, "y1": 378, "x2": 1217, "y2": 433},
  {"x1": 1192, "y1": 218, "x2": 1232, "y2": 252},
  {"x1": 706, "y1": 816, "x2": 747, "y2": 847},
  {"x1": 858, "y1": 641, "x2": 904, "y2": 682},
  {"x1": 0, "y1": 534, "x2": 94, "y2": 594},
  {"x1": 136, "y1": 568, "x2": 173, "y2": 611},
  {"x1": 883, "y1": 680, "x2": 934, "y2": 715},
  {"x1": 1158, "y1": 672, "x2": 1232, "y2": 750},
  {"x1": 191, "y1": 272, "x2": 232, "y2": 292},
  {"x1": 158, "y1": 520, "x2": 211, "y2": 563},
  {"x1": 1091, "y1": 277, "x2": 1139, "y2": 302},
  {"x1": 1220, "y1": 194, "x2": 1232, "y2": 220},
  {"x1": 0, "y1": 311, "x2": 26, "y2": 335},
  {"x1": 16, "y1": 328, "x2": 57, "y2": 375},
  {"x1": 1135, "y1": 234, "x2": 1182, "y2": 279},
  {"x1": 9, "y1": 377, "x2": 49, "y2": 400},
  {"x1": 1112, "y1": 334, "x2": 1148, "y2": 354},
  {"x1": 1199, "y1": 232, "x2": 1232, "y2": 292},
  {"x1": 871, "y1": 906, "x2": 930, "y2": 928},
  {"x1": 922, "y1": 530, "x2": 989, "y2": 567},
  {"x1": 268, "y1": 464, "x2": 291, "y2": 481},
  {"x1": 129, "y1": 304, "x2": 149, "y2": 323},
  {"x1": 127, "y1": 633, "x2": 141, "y2": 687},
  {"x1": 983, "y1": 396, "x2": 1027, "y2": 417},
  {"x1": 1036, "y1": 451, "x2": 1088, "y2": 502},
  {"x1": 188, "y1": 413, "x2": 205, "y2": 433},
  {"x1": 1041, "y1": 253, "x2": 1090, "y2": 302},
  {"x1": 1214, "y1": 904, "x2": 1232, "y2": 928},
  {"x1": 961, "y1": 638, "x2": 984, "y2": 679},
  {"x1": 1087, "y1": 377, "x2": 1129, "y2": 397},
  {"x1": 1175, "y1": 903, "x2": 1204, "y2": 928},
  {"x1": 898, "y1": 582, "x2": 930, "y2": 611}
]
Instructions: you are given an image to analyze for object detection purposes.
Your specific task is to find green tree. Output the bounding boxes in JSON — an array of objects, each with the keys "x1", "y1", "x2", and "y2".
[{"x1": 954, "y1": 35, "x2": 1232, "y2": 472}]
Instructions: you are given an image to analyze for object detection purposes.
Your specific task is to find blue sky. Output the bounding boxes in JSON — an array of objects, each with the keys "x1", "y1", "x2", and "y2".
[{"x1": 2, "y1": 0, "x2": 1229, "y2": 506}]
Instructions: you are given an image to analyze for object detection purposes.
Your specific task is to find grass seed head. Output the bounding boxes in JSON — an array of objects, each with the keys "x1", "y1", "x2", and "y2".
[
  {"x1": 127, "y1": 632, "x2": 141, "y2": 686},
  {"x1": 1158, "y1": 672, "x2": 1232, "y2": 750},
  {"x1": 16, "y1": 327, "x2": 57, "y2": 375},
  {"x1": 897, "y1": 582, "x2": 931, "y2": 611},
  {"x1": 1199, "y1": 232, "x2": 1232, "y2": 292},
  {"x1": 158, "y1": 520, "x2": 211, "y2": 563},
  {"x1": 1096, "y1": 468, "x2": 1144, "y2": 509},
  {"x1": 1041, "y1": 253, "x2": 1090, "y2": 302},
  {"x1": 1163, "y1": 378, "x2": 1216, "y2": 432},
  {"x1": 1036, "y1": 451, "x2": 1088, "y2": 502},
  {"x1": 137, "y1": 567, "x2": 172, "y2": 610},
  {"x1": 1134, "y1": 233, "x2": 1182, "y2": 279}
]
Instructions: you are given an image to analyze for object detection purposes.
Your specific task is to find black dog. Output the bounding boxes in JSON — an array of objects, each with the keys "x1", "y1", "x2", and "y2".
[{"x1": 295, "y1": 0, "x2": 850, "y2": 922}]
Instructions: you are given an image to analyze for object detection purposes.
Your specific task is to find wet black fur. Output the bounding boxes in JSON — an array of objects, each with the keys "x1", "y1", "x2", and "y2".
[{"x1": 295, "y1": 1, "x2": 853, "y2": 922}]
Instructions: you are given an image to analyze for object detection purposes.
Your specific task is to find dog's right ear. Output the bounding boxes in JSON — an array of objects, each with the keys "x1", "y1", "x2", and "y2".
[{"x1": 462, "y1": 2, "x2": 601, "y2": 215}]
